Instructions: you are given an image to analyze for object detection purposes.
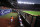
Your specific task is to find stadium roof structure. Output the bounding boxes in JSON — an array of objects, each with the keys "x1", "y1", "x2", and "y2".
[
  {"x1": 0, "y1": 0, "x2": 17, "y2": 8},
  {"x1": 0, "y1": 0, "x2": 40, "y2": 11}
]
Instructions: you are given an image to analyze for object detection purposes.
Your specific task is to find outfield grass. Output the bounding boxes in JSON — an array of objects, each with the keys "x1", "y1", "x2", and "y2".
[
  {"x1": 0, "y1": 13, "x2": 18, "y2": 18},
  {"x1": 22, "y1": 11, "x2": 40, "y2": 15}
]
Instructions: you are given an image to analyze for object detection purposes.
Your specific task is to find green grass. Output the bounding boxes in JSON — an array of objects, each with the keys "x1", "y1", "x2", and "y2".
[
  {"x1": 0, "y1": 13, "x2": 18, "y2": 18},
  {"x1": 22, "y1": 11, "x2": 40, "y2": 15}
]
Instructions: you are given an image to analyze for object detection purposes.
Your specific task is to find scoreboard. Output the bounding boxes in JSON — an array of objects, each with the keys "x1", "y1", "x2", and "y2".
[{"x1": 0, "y1": 9, "x2": 12, "y2": 16}]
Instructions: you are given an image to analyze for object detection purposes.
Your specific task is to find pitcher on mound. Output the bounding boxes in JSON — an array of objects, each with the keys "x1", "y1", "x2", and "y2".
[{"x1": 11, "y1": 16, "x2": 14, "y2": 22}]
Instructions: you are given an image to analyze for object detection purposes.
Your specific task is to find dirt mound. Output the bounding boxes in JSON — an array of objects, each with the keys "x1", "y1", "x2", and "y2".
[{"x1": 0, "y1": 18, "x2": 19, "y2": 27}]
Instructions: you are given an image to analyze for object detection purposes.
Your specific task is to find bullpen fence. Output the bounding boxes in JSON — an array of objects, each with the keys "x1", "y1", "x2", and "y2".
[
  {"x1": 0, "y1": 9, "x2": 12, "y2": 16},
  {"x1": 18, "y1": 11, "x2": 31, "y2": 27},
  {"x1": 19, "y1": 11, "x2": 40, "y2": 27}
]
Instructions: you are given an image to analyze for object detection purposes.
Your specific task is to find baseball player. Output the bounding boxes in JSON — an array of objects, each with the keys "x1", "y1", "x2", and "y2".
[{"x1": 11, "y1": 16, "x2": 14, "y2": 22}]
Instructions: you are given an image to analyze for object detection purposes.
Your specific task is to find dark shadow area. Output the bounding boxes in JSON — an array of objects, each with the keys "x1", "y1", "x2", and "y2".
[
  {"x1": 20, "y1": 14, "x2": 31, "y2": 27},
  {"x1": 34, "y1": 16, "x2": 40, "y2": 27}
]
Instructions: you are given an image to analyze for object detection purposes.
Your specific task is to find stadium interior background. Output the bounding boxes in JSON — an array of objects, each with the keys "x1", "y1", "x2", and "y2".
[
  {"x1": 0, "y1": 0, "x2": 40, "y2": 27},
  {"x1": 0, "y1": 0, "x2": 40, "y2": 11}
]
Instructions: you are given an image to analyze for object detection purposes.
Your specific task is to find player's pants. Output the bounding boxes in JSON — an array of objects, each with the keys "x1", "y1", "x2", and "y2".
[{"x1": 11, "y1": 19, "x2": 13, "y2": 22}]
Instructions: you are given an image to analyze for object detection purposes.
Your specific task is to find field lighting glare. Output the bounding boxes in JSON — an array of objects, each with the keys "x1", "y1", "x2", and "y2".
[
  {"x1": 18, "y1": 1, "x2": 34, "y2": 4},
  {"x1": 18, "y1": 1, "x2": 24, "y2": 4}
]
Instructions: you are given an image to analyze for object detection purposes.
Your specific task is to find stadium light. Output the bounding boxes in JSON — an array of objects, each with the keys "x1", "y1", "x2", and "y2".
[
  {"x1": 18, "y1": 1, "x2": 23, "y2": 4},
  {"x1": 18, "y1": 1, "x2": 34, "y2": 4}
]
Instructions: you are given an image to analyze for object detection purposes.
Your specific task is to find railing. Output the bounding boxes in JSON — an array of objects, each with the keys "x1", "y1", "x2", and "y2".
[{"x1": 18, "y1": 11, "x2": 31, "y2": 27}]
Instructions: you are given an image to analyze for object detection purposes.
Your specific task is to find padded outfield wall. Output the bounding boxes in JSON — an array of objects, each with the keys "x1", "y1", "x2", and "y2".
[{"x1": 0, "y1": 9, "x2": 12, "y2": 16}]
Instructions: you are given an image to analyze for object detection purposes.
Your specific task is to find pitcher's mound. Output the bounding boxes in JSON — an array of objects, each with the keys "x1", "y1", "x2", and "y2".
[{"x1": 7, "y1": 26, "x2": 11, "y2": 27}]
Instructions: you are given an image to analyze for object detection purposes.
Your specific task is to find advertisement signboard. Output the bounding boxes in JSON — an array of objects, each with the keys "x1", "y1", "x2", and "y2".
[{"x1": 0, "y1": 9, "x2": 12, "y2": 16}]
